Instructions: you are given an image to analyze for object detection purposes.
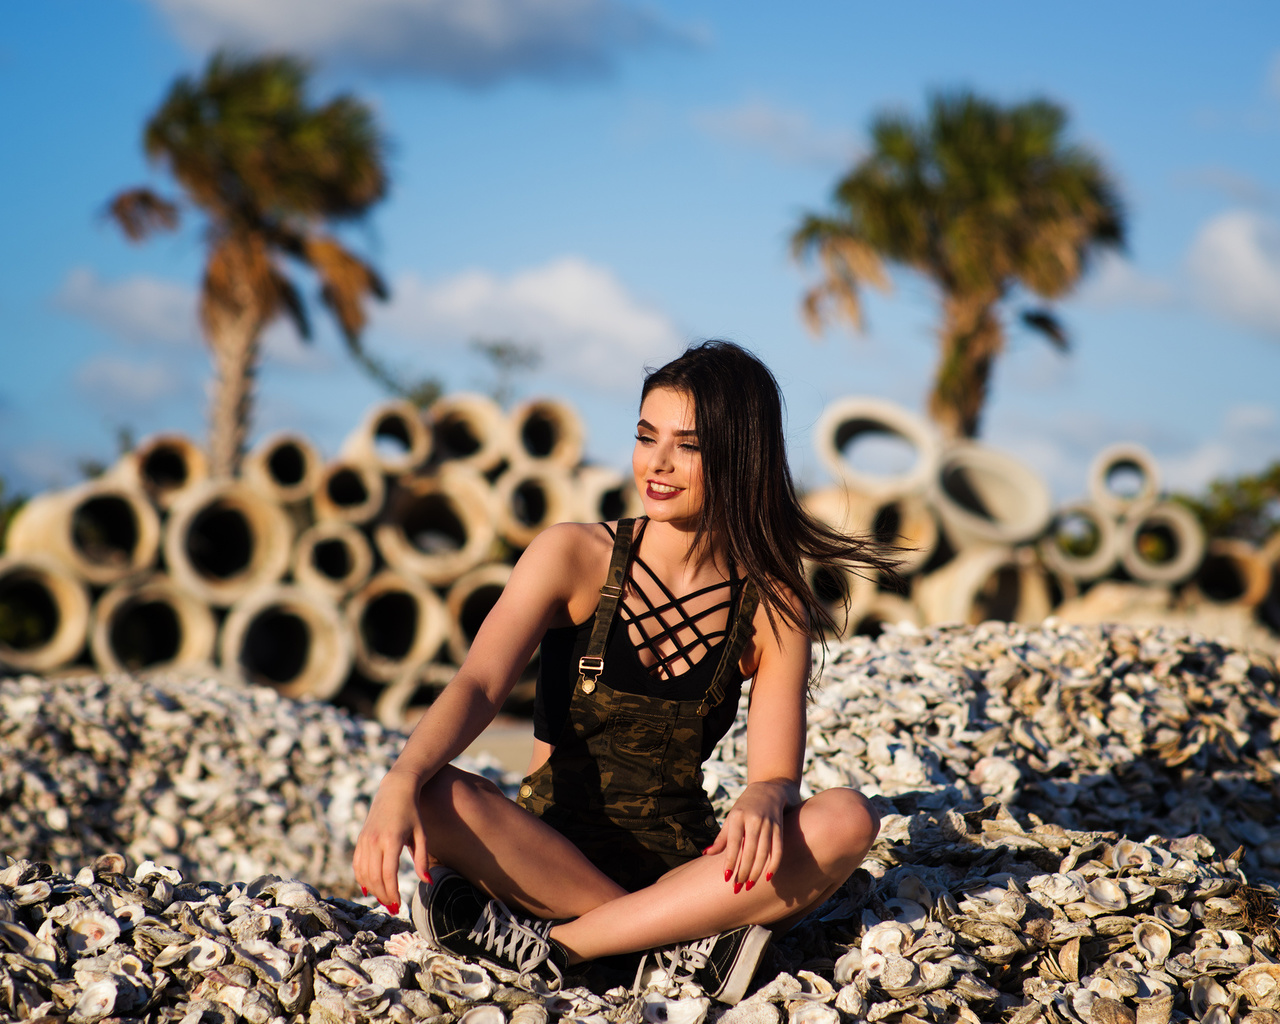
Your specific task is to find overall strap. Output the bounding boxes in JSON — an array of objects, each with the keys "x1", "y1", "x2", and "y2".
[
  {"x1": 578, "y1": 518, "x2": 637, "y2": 695},
  {"x1": 696, "y1": 579, "x2": 760, "y2": 716}
]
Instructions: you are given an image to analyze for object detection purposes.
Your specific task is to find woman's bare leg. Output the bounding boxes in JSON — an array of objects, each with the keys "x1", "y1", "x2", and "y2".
[
  {"x1": 418, "y1": 766, "x2": 626, "y2": 917},
  {"x1": 548, "y1": 788, "x2": 878, "y2": 963}
]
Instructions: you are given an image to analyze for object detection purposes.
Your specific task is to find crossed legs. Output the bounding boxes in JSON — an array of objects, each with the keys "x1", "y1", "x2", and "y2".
[{"x1": 417, "y1": 766, "x2": 879, "y2": 964}]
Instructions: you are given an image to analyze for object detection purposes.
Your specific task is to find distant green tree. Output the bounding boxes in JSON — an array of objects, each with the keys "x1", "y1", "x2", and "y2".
[
  {"x1": 469, "y1": 337, "x2": 542, "y2": 406},
  {"x1": 108, "y1": 51, "x2": 406, "y2": 476},
  {"x1": 1175, "y1": 461, "x2": 1280, "y2": 545},
  {"x1": 793, "y1": 91, "x2": 1126, "y2": 439}
]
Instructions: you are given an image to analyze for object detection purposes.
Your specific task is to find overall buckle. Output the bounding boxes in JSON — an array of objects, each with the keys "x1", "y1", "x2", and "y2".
[{"x1": 578, "y1": 655, "x2": 604, "y2": 694}]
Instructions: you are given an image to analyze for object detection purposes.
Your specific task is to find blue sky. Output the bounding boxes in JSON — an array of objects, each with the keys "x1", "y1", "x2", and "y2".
[{"x1": 2, "y1": 1, "x2": 1279, "y2": 501}]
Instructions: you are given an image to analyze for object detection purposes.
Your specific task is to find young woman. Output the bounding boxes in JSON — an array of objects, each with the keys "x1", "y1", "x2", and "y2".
[{"x1": 353, "y1": 341, "x2": 889, "y2": 1004}]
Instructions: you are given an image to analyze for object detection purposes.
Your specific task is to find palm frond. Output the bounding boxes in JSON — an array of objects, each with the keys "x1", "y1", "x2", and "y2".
[
  {"x1": 106, "y1": 189, "x2": 179, "y2": 241},
  {"x1": 304, "y1": 235, "x2": 386, "y2": 345}
]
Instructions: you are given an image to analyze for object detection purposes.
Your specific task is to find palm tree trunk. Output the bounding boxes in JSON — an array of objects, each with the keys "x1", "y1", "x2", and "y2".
[
  {"x1": 205, "y1": 307, "x2": 261, "y2": 478},
  {"x1": 200, "y1": 233, "x2": 278, "y2": 479},
  {"x1": 929, "y1": 294, "x2": 1004, "y2": 440}
]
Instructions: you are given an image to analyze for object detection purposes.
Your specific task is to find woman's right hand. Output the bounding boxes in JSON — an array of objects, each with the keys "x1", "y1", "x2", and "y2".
[{"x1": 352, "y1": 769, "x2": 431, "y2": 913}]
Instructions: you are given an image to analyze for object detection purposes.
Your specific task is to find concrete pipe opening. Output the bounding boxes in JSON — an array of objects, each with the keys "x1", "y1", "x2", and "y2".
[
  {"x1": 314, "y1": 460, "x2": 385, "y2": 525},
  {"x1": 375, "y1": 469, "x2": 495, "y2": 586},
  {"x1": 915, "y1": 547, "x2": 1052, "y2": 626},
  {"x1": 164, "y1": 481, "x2": 292, "y2": 606},
  {"x1": 932, "y1": 443, "x2": 1053, "y2": 550},
  {"x1": 1117, "y1": 501, "x2": 1206, "y2": 585},
  {"x1": 447, "y1": 564, "x2": 512, "y2": 664},
  {"x1": 342, "y1": 400, "x2": 432, "y2": 475},
  {"x1": 510, "y1": 398, "x2": 585, "y2": 469},
  {"x1": 802, "y1": 559, "x2": 872, "y2": 640},
  {"x1": 1188, "y1": 538, "x2": 1271, "y2": 608},
  {"x1": 575, "y1": 465, "x2": 642, "y2": 522},
  {"x1": 244, "y1": 433, "x2": 322, "y2": 505},
  {"x1": 1088, "y1": 443, "x2": 1161, "y2": 517},
  {"x1": 220, "y1": 585, "x2": 350, "y2": 699},
  {"x1": 494, "y1": 467, "x2": 575, "y2": 549},
  {"x1": 91, "y1": 576, "x2": 216, "y2": 674},
  {"x1": 0, "y1": 556, "x2": 90, "y2": 672},
  {"x1": 111, "y1": 433, "x2": 208, "y2": 510},
  {"x1": 6, "y1": 481, "x2": 161, "y2": 586},
  {"x1": 428, "y1": 393, "x2": 512, "y2": 473},
  {"x1": 815, "y1": 398, "x2": 940, "y2": 498},
  {"x1": 1039, "y1": 501, "x2": 1118, "y2": 582},
  {"x1": 293, "y1": 521, "x2": 373, "y2": 598},
  {"x1": 346, "y1": 571, "x2": 448, "y2": 681}
]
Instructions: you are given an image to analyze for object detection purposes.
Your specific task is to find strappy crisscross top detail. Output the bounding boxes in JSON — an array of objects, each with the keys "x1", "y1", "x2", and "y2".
[
  {"x1": 533, "y1": 519, "x2": 754, "y2": 757},
  {"x1": 616, "y1": 519, "x2": 740, "y2": 681}
]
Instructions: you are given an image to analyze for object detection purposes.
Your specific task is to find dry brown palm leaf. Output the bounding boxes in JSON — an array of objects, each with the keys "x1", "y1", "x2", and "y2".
[
  {"x1": 304, "y1": 235, "x2": 387, "y2": 342},
  {"x1": 107, "y1": 189, "x2": 179, "y2": 241}
]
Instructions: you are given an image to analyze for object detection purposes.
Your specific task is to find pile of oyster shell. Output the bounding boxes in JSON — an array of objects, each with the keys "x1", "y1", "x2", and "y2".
[{"x1": 3, "y1": 618, "x2": 1280, "y2": 1023}]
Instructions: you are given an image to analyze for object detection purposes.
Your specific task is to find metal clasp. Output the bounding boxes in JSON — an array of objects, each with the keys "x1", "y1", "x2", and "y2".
[
  {"x1": 599, "y1": 583, "x2": 624, "y2": 598},
  {"x1": 578, "y1": 655, "x2": 604, "y2": 694}
]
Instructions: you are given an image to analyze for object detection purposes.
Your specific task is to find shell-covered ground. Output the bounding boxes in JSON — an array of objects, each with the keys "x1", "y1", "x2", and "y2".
[{"x1": 3, "y1": 621, "x2": 1280, "y2": 1023}]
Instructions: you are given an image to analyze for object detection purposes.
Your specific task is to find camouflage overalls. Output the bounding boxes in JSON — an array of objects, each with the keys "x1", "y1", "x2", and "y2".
[{"x1": 517, "y1": 519, "x2": 759, "y2": 892}]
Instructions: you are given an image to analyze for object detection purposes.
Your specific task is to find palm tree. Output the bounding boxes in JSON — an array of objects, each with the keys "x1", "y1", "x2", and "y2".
[
  {"x1": 792, "y1": 91, "x2": 1125, "y2": 439},
  {"x1": 109, "y1": 52, "x2": 390, "y2": 477}
]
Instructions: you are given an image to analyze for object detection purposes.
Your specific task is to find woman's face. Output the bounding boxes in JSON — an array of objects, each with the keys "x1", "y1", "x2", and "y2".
[{"x1": 633, "y1": 387, "x2": 703, "y2": 526}]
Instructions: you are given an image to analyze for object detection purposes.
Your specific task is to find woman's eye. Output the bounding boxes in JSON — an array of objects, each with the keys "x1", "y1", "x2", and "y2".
[
  {"x1": 679, "y1": 442, "x2": 700, "y2": 452},
  {"x1": 635, "y1": 434, "x2": 654, "y2": 444}
]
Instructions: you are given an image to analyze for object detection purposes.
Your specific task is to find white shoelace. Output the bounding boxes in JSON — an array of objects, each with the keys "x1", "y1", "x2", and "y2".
[
  {"x1": 468, "y1": 900, "x2": 562, "y2": 988},
  {"x1": 633, "y1": 933, "x2": 717, "y2": 993}
]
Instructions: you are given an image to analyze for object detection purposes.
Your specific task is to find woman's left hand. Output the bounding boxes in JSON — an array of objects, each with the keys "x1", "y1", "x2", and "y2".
[{"x1": 703, "y1": 779, "x2": 794, "y2": 890}]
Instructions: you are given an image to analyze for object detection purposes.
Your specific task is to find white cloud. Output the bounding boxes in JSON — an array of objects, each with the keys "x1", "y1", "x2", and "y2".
[
  {"x1": 1185, "y1": 209, "x2": 1280, "y2": 339},
  {"x1": 692, "y1": 99, "x2": 859, "y2": 167},
  {"x1": 375, "y1": 256, "x2": 684, "y2": 389},
  {"x1": 1075, "y1": 251, "x2": 1173, "y2": 308},
  {"x1": 150, "y1": 0, "x2": 688, "y2": 85},
  {"x1": 1161, "y1": 403, "x2": 1280, "y2": 492},
  {"x1": 73, "y1": 357, "x2": 186, "y2": 409},
  {"x1": 55, "y1": 267, "x2": 197, "y2": 345}
]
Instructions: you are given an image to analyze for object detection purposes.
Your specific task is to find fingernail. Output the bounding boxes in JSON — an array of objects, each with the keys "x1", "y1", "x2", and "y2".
[
  {"x1": 733, "y1": 882, "x2": 743, "y2": 895},
  {"x1": 423, "y1": 870, "x2": 433, "y2": 885},
  {"x1": 388, "y1": 902, "x2": 400, "y2": 915},
  {"x1": 701, "y1": 847, "x2": 712, "y2": 855},
  {"x1": 724, "y1": 869, "x2": 732, "y2": 882},
  {"x1": 766, "y1": 872, "x2": 774, "y2": 882},
  {"x1": 361, "y1": 886, "x2": 367, "y2": 897},
  {"x1": 745, "y1": 880, "x2": 755, "y2": 891}
]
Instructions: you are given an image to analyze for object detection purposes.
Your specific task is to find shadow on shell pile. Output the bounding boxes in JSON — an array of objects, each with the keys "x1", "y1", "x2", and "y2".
[{"x1": 3, "y1": 620, "x2": 1280, "y2": 1024}]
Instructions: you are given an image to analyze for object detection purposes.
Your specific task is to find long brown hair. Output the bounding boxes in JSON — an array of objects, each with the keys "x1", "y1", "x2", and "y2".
[{"x1": 642, "y1": 340, "x2": 898, "y2": 647}]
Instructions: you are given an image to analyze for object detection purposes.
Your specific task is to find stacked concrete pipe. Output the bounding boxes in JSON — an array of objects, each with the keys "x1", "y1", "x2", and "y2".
[
  {"x1": 5, "y1": 390, "x2": 1275, "y2": 725},
  {"x1": 804, "y1": 401, "x2": 1235, "y2": 640}
]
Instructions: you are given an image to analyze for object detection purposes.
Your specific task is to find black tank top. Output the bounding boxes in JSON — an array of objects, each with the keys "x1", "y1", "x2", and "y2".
[{"x1": 533, "y1": 521, "x2": 748, "y2": 761}]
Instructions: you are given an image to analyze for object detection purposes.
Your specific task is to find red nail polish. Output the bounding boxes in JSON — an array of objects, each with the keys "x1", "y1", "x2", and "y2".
[
  {"x1": 361, "y1": 887, "x2": 367, "y2": 897},
  {"x1": 766, "y1": 872, "x2": 774, "y2": 882},
  {"x1": 733, "y1": 882, "x2": 743, "y2": 895},
  {"x1": 388, "y1": 902, "x2": 400, "y2": 915},
  {"x1": 424, "y1": 870, "x2": 433, "y2": 885},
  {"x1": 724, "y1": 869, "x2": 732, "y2": 882},
  {"x1": 745, "y1": 880, "x2": 755, "y2": 891}
]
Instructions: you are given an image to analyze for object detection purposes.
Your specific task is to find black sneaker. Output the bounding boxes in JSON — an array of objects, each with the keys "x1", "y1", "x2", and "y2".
[
  {"x1": 639, "y1": 925, "x2": 772, "y2": 1005},
  {"x1": 409, "y1": 869, "x2": 568, "y2": 991}
]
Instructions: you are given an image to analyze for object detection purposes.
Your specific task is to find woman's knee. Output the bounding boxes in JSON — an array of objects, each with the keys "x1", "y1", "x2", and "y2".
[
  {"x1": 803, "y1": 787, "x2": 880, "y2": 863},
  {"x1": 419, "y1": 765, "x2": 507, "y2": 825}
]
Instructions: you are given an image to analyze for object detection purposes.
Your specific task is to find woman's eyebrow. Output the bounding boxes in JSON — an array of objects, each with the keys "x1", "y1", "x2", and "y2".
[{"x1": 636, "y1": 418, "x2": 697, "y2": 437}]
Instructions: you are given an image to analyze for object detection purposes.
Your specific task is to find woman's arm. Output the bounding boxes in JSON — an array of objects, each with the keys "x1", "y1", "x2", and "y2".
[
  {"x1": 353, "y1": 522, "x2": 605, "y2": 908},
  {"x1": 704, "y1": 593, "x2": 810, "y2": 891}
]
